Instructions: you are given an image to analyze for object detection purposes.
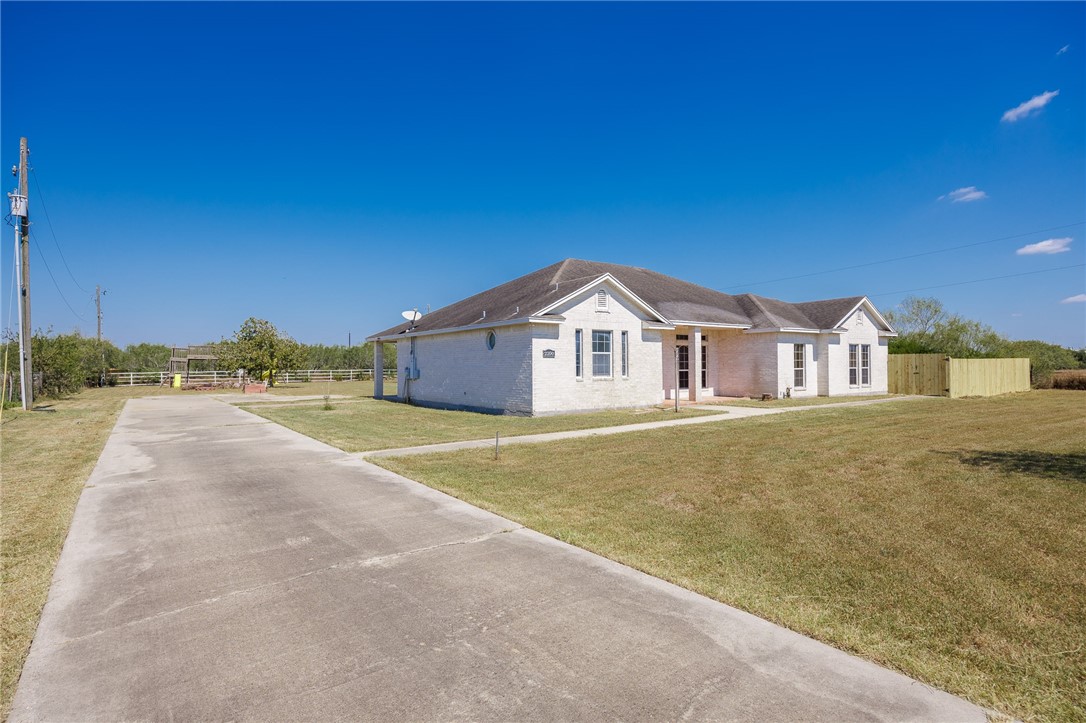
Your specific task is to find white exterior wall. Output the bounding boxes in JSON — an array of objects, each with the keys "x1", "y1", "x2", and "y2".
[
  {"x1": 532, "y1": 282, "x2": 663, "y2": 415},
  {"x1": 396, "y1": 325, "x2": 535, "y2": 415},
  {"x1": 825, "y1": 306, "x2": 889, "y2": 395},
  {"x1": 773, "y1": 333, "x2": 821, "y2": 398}
]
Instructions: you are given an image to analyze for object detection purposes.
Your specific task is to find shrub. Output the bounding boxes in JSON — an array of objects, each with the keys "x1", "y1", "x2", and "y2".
[{"x1": 1050, "y1": 370, "x2": 1086, "y2": 390}]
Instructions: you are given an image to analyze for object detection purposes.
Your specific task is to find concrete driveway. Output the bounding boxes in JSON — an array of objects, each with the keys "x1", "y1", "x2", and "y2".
[{"x1": 11, "y1": 396, "x2": 985, "y2": 721}]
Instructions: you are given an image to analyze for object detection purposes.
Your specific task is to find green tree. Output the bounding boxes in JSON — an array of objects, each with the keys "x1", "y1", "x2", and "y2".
[
  {"x1": 120, "y1": 343, "x2": 171, "y2": 372},
  {"x1": 217, "y1": 318, "x2": 303, "y2": 387},
  {"x1": 886, "y1": 296, "x2": 1006, "y2": 358},
  {"x1": 1002, "y1": 340, "x2": 1085, "y2": 386}
]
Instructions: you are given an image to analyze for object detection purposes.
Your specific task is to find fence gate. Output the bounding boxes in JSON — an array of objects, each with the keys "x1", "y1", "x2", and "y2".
[{"x1": 888, "y1": 354, "x2": 949, "y2": 396}]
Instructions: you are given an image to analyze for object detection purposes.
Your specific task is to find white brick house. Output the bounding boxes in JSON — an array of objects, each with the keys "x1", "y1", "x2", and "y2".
[{"x1": 367, "y1": 259, "x2": 896, "y2": 415}]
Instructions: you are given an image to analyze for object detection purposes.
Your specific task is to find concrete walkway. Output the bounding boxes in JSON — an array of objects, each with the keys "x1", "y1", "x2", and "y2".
[
  {"x1": 11, "y1": 395, "x2": 982, "y2": 721},
  {"x1": 361, "y1": 395, "x2": 925, "y2": 458}
]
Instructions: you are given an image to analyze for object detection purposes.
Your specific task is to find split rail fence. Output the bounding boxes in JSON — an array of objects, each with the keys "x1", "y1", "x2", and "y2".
[
  {"x1": 108, "y1": 369, "x2": 394, "y2": 386},
  {"x1": 888, "y1": 354, "x2": 1030, "y2": 398}
]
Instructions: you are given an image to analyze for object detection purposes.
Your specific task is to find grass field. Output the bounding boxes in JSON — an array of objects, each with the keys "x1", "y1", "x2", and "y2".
[
  {"x1": 0, "y1": 385, "x2": 238, "y2": 718},
  {"x1": 376, "y1": 391, "x2": 1086, "y2": 722},
  {"x1": 247, "y1": 398, "x2": 723, "y2": 451}
]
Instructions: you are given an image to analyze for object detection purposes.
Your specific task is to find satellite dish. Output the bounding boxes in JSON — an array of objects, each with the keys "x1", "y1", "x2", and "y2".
[{"x1": 401, "y1": 309, "x2": 422, "y2": 323}]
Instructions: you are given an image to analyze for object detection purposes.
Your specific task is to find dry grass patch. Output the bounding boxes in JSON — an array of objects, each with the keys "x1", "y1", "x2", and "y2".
[
  {"x1": 376, "y1": 391, "x2": 1085, "y2": 722},
  {"x1": 250, "y1": 399, "x2": 723, "y2": 452}
]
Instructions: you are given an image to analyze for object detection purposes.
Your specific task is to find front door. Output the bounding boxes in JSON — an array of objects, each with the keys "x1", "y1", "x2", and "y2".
[{"x1": 678, "y1": 345, "x2": 689, "y2": 389}]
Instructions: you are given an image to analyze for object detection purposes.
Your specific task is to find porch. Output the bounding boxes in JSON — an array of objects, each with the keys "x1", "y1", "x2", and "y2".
[{"x1": 660, "y1": 325, "x2": 750, "y2": 403}]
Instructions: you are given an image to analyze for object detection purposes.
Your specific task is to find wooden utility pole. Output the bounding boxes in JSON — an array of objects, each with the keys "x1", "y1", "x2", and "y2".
[{"x1": 15, "y1": 137, "x2": 32, "y2": 410}]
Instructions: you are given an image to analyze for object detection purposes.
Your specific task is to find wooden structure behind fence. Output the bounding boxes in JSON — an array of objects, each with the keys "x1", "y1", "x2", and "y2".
[{"x1": 888, "y1": 354, "x2": 1031, "y2": 397}]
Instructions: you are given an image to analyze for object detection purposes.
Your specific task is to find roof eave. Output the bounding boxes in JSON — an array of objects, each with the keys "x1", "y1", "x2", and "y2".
[{"x1": 366, "y1": 315, "x2": 563, "y2": 342}]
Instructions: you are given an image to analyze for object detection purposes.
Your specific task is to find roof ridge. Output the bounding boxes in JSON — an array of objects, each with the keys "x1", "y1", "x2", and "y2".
[{"x1": 549, "y1": 258, "x2": 574, "y2": 286}]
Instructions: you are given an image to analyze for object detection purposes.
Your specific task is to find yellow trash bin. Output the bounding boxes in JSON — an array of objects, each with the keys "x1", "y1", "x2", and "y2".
[{"x1": 172, "y1": 374, "x2": 182, "y2": 389}]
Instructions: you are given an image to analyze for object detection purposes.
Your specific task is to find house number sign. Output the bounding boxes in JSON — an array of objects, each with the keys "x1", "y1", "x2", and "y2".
[{"x1": 542, "y1": 349, "x2": 556, "y2": 358}]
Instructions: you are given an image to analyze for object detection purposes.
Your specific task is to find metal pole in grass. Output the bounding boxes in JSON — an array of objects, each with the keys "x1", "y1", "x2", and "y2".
[{"x1": 495, "y1": 431, "x2": 500, "y2": 460}]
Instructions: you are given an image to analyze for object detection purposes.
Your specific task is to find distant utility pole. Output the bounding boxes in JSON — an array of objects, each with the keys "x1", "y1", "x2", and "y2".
[
  {"x1": 96, "y1": 285, "x2": 103, "y2": 341},
  {"x1": 8, "y1": 137, "x2": 32, "y2": 410}
]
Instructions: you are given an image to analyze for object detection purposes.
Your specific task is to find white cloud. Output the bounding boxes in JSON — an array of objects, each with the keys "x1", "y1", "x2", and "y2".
[
  {"x1": 1010, "y1": 312, "x2": 1024, "y2": 318},
  {"x1": 1061, "y1": 294, "x2": 1086, "y2": 304},
  {"x1": 1057, "y1": 45, "x2": 1070, "y2": 55},
  {"x1": 1016, "y1": 237, "x2": 1073, "y2": 255},
  {"x1": 1002, "y1": 90, "x2": 1060, "y2": 122},
  {"x1": 939, "y1": 186, "x2": 988, "y2": 203}
]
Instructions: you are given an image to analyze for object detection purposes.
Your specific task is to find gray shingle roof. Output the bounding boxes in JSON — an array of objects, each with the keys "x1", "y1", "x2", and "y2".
[{"x1": 368, "y1": 259, "x2": 871, "y2": 339}]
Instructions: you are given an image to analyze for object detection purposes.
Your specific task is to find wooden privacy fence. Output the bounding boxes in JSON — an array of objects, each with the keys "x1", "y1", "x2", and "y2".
[{"x1": 888, "y1": 354, "x2": 1031, "y2": 397}]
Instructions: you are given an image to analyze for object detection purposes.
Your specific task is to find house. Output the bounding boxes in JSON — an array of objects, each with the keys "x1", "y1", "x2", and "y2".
[{"x1": 366, "y1": 259, "x2": 896, "y2": 415}]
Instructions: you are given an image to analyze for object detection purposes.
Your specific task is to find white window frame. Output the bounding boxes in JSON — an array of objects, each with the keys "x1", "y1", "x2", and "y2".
[
  {"x1": 592, "y1": 330, "x2": 612, "y2": 378},
  {"x1": 849, "y1": 344, "x2": 859, "y2": 387},
  {"x1": 861, "y1": 344, "x2": 871, "y2": 387},
  {"x1": 575, "y1": 329, "x2": 583, "y2": 379},
  {"x1": 793, "y1": 343, "x2": 806, "y2": 390},
  {"x1": 621, "y1": 331, "x2": 628, "y2": 378}
]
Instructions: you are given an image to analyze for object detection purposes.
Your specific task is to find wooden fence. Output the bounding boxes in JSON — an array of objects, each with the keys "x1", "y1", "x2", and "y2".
[{"x1": 888, "y1": 354, "x2": 1031, "y2": 397}]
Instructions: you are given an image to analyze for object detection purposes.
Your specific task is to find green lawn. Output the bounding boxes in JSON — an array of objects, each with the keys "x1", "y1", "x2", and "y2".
[
  {"x1": 711, "y1": 393, "x2": 897, "y2": 408},
  {"x1": 375, "y1": 391, "x2": 1086, "y2": 722},
  {"x1": 247, "y1": 397, "x2": 723, "y2": 452}
]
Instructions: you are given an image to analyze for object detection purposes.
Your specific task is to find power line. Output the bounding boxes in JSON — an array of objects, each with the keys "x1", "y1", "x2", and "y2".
[
  {"x1": 868, "y1": 263, "x2": 1085, "y2": 298},
  {"x1": 30, "y1": 227, "x2": 87, "y2": 322},
  {"x1": 29, "y1": 166, "x2": 89, "y2": 294},
  {"x1": 723, "y1": 221, "x2": 1086, "y2": 291}
]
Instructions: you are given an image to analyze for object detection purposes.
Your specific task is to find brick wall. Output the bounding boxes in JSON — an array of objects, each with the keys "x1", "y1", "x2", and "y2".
[
  {"x1": 396, "y1": 326, "x2": 535, "y2": 415},
  {"x1": 532, "y1": 282, "x2": 663, "y2": 415}
]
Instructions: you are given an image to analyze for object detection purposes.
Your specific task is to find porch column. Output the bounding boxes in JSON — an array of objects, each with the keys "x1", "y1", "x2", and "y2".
[
  {"x1": 691, "y1": 327, "x2": 702, "y2": 403},
  {"x1": 373, "y1": 342, "x2": 384, "y2": 399}
]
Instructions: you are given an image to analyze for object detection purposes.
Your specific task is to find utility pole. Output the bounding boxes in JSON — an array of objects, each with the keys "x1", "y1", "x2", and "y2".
[
  {"x1": 96, "y1": 285, "x2": 102, "y2": 341},
  {"x1": 9, "y1": 138, "x2": 32, "y2": 410}
]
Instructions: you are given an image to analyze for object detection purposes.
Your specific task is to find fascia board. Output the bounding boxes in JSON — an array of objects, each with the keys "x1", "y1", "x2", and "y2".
[
  {"x1": 743, "y1": 327, "x2": 821, "y2": 335},
  {"x1": 835, "y1": 297, "x2": 896, "y2": 333},
  {"x1": 367, "y1": 316, "x2": 561, "y2": 342},
  {"x1": 668, "y1": 320, "x2": 752, "y2": 330}
]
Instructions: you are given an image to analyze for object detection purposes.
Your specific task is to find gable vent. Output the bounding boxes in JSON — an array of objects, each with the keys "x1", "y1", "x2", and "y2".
[{"x1": 596, "y1": 289, "x2": 608, "y2": 310}]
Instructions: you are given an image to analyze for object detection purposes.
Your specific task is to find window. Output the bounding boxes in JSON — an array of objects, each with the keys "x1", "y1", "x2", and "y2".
[
  {"x1": 485, "y1": 331, "x2": 496, "y2": 350},
  {"x1": 621, "y1": 331, "x2": 628, "y2": 377},
  {"x1": 861, "y1": 344, "x2": 871, "y2": 386},
  {"x1": 575, "y1": 329, "x2": 583, "y2": 378},
  {"x1": 849, "y1": 344, "x2": 859, "y2": 386},
  {"x1": 596, "y1": 289, "x2": 608, "y2": 311},
  {"x1": 592, "y1": 330, "x2": 612, "y2": 377},
  {"x1": 793, "y1": 344, "x2": 806, "y2": 389},
  {"x1": 701, "y1": 342, "x2": 708, "y2": 389}
]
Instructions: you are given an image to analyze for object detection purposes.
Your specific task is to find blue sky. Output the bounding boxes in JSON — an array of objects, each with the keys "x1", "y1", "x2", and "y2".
[{"x1": 2, "y1": 2, "x2": 1083, "y2": 349}]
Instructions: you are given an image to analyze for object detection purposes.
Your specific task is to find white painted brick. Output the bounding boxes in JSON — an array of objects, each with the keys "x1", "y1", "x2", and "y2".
[{"x1": 532, "y1": 282, "x2": 663, "y2": 415}]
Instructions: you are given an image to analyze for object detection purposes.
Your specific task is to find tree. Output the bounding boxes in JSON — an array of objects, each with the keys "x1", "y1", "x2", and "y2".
[
  {"x1": 217, "y1": 318, "x2": 303, "y2": 387},
  {"x1": 885, "y1": 296, "x2": 947, "y2": 336},
  {"x1": 886, "y1": 296, "x2": 1006, "y2": 358},
  {"x1": 1002, "y1": 340, "x2": 1085, "y2": 386}
]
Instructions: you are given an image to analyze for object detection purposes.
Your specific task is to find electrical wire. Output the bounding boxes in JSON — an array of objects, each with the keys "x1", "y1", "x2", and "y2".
[
  {"x1": 868, "y1": 263, "x2": 1085, "y2": 298},
  {"x1": 29, "y1": 166, "x2": 89, "y2": 294},
  {"x1": 30, "y1": 227, "x2": 87, "y2": 322},
  {"x1": 722, "y1": 221, "x2": 1086, "y2": 291}
]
